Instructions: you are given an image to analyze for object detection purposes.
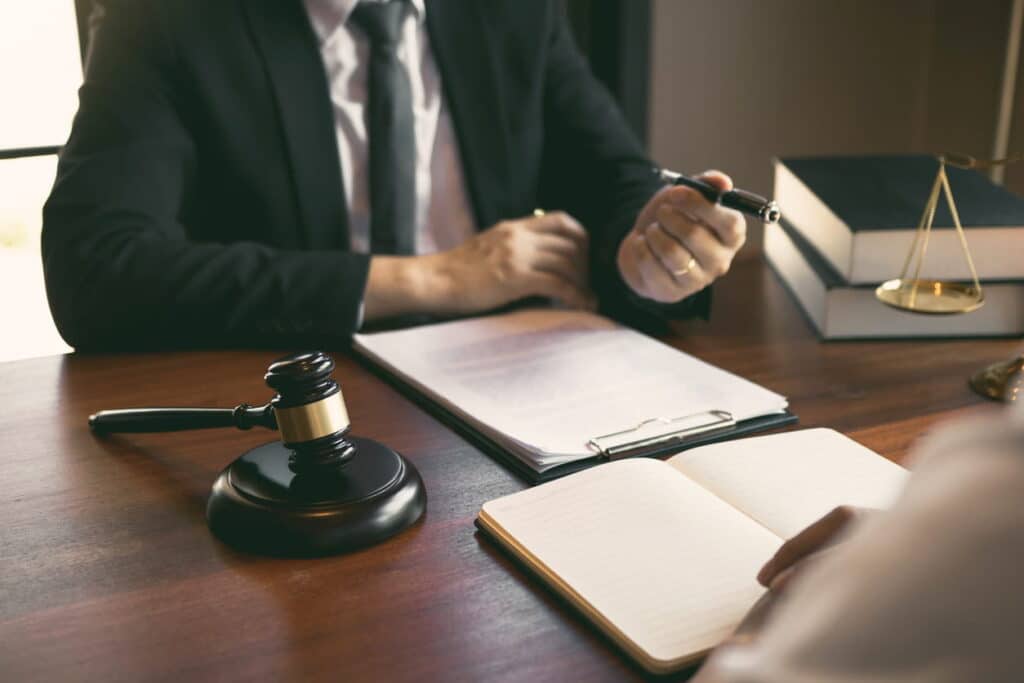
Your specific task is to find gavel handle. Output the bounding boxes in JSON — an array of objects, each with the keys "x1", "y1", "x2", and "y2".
[{"x1": 88, "y1": 403, "x2": 276, "y2": 435}]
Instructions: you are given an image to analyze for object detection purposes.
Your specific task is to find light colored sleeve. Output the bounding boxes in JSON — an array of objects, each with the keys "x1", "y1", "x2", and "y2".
[{"x1": 703, "y1": 407, "x2": 1024, "y2": 683}]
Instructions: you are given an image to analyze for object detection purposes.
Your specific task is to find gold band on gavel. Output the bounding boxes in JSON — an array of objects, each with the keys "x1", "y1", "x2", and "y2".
[{"x1": 274, "y1": 392, "x2": 350, "y2": 445}]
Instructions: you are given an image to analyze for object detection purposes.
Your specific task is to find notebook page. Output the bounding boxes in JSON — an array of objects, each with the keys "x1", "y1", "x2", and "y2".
[
  {"x1": 353, "y1": 309, "x2": 787, "y2": 468},
  {"x1": 480, "y1": 459, "x2": 780, "y2": 670},
  {"x1": 669, "y1": 429, "x2": 909, "y2": 540}
]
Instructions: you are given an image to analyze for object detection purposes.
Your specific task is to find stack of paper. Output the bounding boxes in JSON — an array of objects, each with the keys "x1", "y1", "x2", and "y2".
[{"x1": 353, "y1": 310, "x2": 789, "y2": 473}]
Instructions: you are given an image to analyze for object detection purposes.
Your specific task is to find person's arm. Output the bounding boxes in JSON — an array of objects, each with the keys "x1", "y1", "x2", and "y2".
[
  {"x1": 362, "y1": 211, "x2": 596, "y2": 322},
  {"x1": 691, "y1": 411, "x2": 1024, "y2": 682},
  {"x1": 536, "y1": 5, "x2": 744, "y2": 327},
  {"x1": 43, "y1": 1, "x2": 602, "y2": 348},
  {"x1": 755, "y1": 505, "x2": 870, "y2": 592},
  {"x1": 42, "y1": 0, "x2": 372, "y2": 350},
  {"x1": 685, "y1": 506, "x2": 868, "y2": 683}
]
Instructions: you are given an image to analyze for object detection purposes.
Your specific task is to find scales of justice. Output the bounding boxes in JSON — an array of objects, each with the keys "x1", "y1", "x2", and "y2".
[{"x1": 873, "y1": 153, "x2": 1023, "y2": 402}]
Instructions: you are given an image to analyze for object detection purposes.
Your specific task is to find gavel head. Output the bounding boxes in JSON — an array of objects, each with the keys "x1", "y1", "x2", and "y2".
[
  {"x1": 207, "y1": 350, "x2": 426, "y2": 555},
  {"x1": 264, "y1": 352, "x2": 356, "y2": 474}
]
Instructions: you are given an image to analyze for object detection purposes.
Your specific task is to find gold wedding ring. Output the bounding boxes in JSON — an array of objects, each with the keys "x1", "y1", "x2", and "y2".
[{"x1": 673, "y1": 257, "x2": 697, "y2": 278}]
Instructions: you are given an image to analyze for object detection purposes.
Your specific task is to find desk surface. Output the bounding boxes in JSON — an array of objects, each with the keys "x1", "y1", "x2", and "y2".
[{"x1": 1, "y1": 258, "x2": 1018, "y2": 682}]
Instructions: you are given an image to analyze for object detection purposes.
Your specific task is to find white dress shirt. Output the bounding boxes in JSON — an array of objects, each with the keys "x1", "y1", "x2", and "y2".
[
  {"x1": 302, "y1": 0, "x2": 476, "y2": 255},
  {"x1": 706, "y1": 404, "x2": 1024, "y2": 682}
]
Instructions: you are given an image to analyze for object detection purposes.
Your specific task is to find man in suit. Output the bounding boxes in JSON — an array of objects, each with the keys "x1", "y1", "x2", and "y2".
[{"x1": 43, "y1": 0, "x2": 746, "y2": 349}]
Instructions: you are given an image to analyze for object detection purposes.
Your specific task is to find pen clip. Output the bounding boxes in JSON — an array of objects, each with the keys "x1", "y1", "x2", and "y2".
[{"x1": 656, "y1": 168, "x2": 684, "y2": 185}]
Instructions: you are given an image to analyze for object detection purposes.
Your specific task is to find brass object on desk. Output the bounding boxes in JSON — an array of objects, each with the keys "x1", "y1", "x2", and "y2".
[
  {"x1": 969, "y1": 355, "x2": 1024, "y2": 402},
  {"x1": 875, "y1": 155, "x2": 986, "y2": 314},
  {"x1": 871, "y1": 154, "x2": 1024, "y2": 401},
  {"x1": 876, "y1": 153, "x2": 1023, "y2": 314},
  {"x1": 875, "y1": 278, "x2": 984, "y2": 315}
]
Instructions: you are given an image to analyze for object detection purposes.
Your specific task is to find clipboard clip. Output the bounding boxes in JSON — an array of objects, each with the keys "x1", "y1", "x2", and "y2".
[{"x1": 587, "y1": 410, "x2": 736, "y2": 460}]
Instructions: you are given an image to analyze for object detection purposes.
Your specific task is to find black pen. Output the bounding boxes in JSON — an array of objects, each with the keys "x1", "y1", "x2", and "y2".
[{"x1": 656, "y1": 168, "x2": 781, "y2": 224}]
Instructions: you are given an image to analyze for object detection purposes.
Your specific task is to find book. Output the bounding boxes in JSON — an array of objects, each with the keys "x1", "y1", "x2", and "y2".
[
  {"x1": 476, "y1": 428, "x2": 908, "y2": 674},
  {"x1": 774, "y1": 155, "x2": 1024, "y2": 284},
  {"x1": 765, "y1": 219, "x2": 1024, "y2": 339},
  {"x1": 352, "y1": 309, "x2": 793, "y2": 482}
]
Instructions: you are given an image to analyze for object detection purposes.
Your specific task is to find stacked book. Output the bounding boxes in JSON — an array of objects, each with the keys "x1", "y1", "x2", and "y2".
[{"x1": 766, "y1": 155, "x2": 1024, "y2": 338}]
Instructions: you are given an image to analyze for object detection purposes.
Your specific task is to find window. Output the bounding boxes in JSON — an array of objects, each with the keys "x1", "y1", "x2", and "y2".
[{"x1": 0, "y1": 2, "x2": 83, "y2": 361}]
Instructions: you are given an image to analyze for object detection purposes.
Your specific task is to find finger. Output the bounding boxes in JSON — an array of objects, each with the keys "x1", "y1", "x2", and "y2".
[
  {"x1": 655, "y1": 204, "x2": 735, "y2": 280},
  {"x1": 657, "y1": 185, "x2": 747, "y2": 249},
  {"x1": 532, "y1": 232, "x2": 588, "y2": 262},
  {"x1": 696, "y1": 169, "x2": 734, "y2": 193},
  {"x1": 617, "y1": 230, "x2": 650, "y2": 297},
  {"x1": 526, "y1": 211, "x2": 589, "y2": 248},
  {"x1": 758, "y1": 521, "x2": 836, "y2": 587},
  {"x1": 768, "y1": 566, "x2": 796, "y2": 593},
  {"x1": 532, "y1": 249, "x2": 588, "y2": 289},
  {"x1": 525, "y1": 271, "x2": 596, "y2": 310},
  {"x1": 531, "y1": 232, "x2": 589, "y2": 287},
  {"x1": 643, "y1": 222, "x2": 707, "y2": 287},
  {"x1": 635, "y1": 226, "x2": 697, "y2": 303},
  {"x1": 757, "y1": 506, "x2": 856, "y2": 586},
  {"x1": 769, "y1": 546, "x2": 837, "y2": 594},
  {"x1": 694, "y1": 171, "x2": 746, "y2": 248}
]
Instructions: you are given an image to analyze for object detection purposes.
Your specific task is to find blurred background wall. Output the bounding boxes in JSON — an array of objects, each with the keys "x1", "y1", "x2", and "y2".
[
  {"x1": 569, "y1": 0, "x2": 1022, "y2": 254},
  {"x1": 648, "y1": 0, "x2": 1022, "y2": 252}
]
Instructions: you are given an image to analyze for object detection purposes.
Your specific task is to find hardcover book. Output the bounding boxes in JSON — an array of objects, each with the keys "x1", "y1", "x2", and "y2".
[
  {"x1": 764, "y1": 219, "x2": 1024, "y2": 339},
  {"x1": 773, "y1": 155, "x2": 1024, "y2": 284}
]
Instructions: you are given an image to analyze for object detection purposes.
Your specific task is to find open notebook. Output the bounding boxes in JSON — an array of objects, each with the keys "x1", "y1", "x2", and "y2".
[
  {"x1": 353, "y1": 309, "x2": 792, "y2": 480},
  {"x1": 477, "y1": 429, "x2": 909, "y2": 674}
]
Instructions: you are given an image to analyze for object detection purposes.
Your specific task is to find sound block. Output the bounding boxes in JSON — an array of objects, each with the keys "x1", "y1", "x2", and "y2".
[{"x1": 206, "y1": 436, "x2": 426, "y2": 556}]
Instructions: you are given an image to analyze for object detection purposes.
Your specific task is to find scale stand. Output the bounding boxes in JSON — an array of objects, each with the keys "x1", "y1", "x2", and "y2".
[{"x1": 873, "y1": 154, "x2": 1024, "y2": 402}]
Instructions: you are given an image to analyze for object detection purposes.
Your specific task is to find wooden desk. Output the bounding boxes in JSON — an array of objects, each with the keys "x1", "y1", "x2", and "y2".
[{"x1": 1, "y1": 258, "x2": 1018, "y2": 682}]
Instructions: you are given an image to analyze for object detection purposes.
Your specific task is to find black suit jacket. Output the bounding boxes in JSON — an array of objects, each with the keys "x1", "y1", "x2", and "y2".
[{"x1": 42, "y1": 0, "x2": 709, "y2": 350}]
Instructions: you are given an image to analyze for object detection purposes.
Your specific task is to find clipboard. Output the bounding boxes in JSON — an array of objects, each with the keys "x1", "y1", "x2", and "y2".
[{"x1": 353, "y1": 352, "x2": 798, "y2": 484}]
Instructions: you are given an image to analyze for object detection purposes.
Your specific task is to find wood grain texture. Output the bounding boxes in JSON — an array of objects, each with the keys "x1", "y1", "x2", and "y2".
[{"x1": 0, "y1": 258, "x2": 1018, "y2": 682}]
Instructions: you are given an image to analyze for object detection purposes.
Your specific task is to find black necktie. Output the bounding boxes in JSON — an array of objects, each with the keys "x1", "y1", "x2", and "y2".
[{"x1": 349, "y1": 0, "x2": 416, "y2": 255}]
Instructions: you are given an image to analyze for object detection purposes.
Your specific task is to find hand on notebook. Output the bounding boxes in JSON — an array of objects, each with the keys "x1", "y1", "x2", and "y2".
[
  {"x1": 617, "y1": 170, "x2": 746, "y2": 303},
  {"x1": 756, "y1": 505, "x2": 871, "y2": 592}
]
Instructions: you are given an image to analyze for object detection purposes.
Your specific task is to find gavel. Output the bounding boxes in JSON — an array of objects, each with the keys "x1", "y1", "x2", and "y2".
[
  {"x1": 90, "y1": 352, "x2": 358, "y2": 474},
  {"x1": 89, "y1": 351, "x2": 426, "y2": 556}
]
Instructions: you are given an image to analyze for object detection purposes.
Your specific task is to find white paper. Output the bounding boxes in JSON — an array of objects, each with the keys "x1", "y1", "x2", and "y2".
[
  {"x1": 478, "y1": 429, "x2": 908, "y2": 668},
  {"x1": 669, "y1": 428, "x2": 909, "y2": 539},
  {"x1": 353, "y1": 309, "x2": 788, "y2": 471},
  {"x1": 481, "y1": 459, "x2": 779, "y2": 666}
]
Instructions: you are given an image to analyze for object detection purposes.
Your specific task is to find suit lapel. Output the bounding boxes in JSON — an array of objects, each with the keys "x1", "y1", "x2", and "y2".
[
  {"x1": 425, "y1": 0, "x2": 508, "y2": 228},
  {"x1": 243, "y1": 0, "x2": 348, "y2": 249}
]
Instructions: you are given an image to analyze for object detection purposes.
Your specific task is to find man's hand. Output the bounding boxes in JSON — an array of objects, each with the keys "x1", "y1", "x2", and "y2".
[
  {"x1": 617, "y1": 171, "x2": 746, "y2": 304},
  {"x1": 757, "y1": 505, "x2": 870, "y2": 593},
  {"x1": 426, "y1": 211, "x2": 595, "y2": 315},
  {"x1": 363, "y1": 212, "x2": 594, "y2": 322}
]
